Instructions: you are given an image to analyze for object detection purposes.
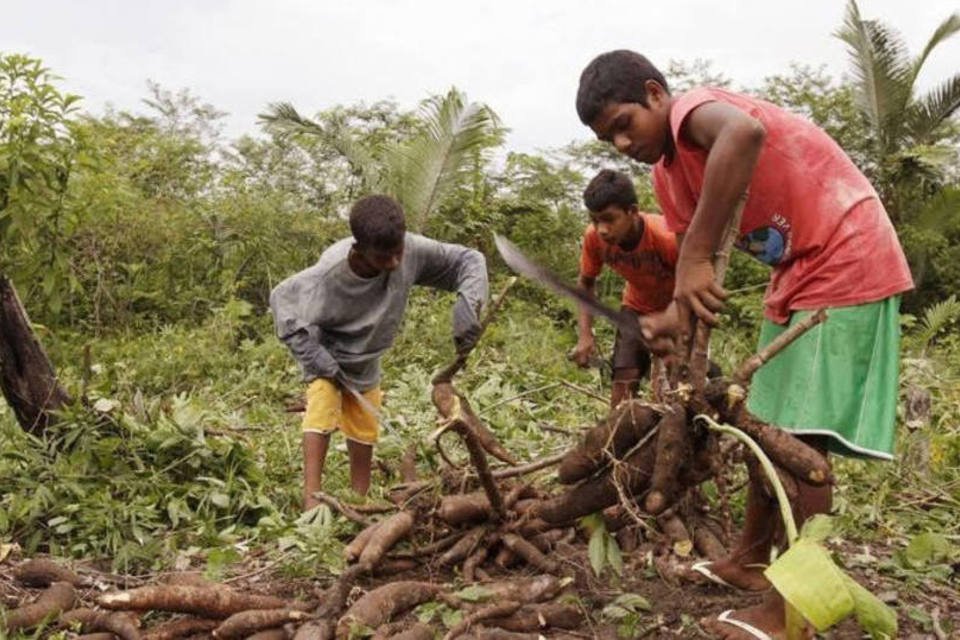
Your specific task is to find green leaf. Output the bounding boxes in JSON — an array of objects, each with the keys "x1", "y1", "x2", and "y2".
[
  {"x1": 454, "y1": 585, "x2": 493, "y2": 603},
  {"x1": 903, "y1": 531, "x2": 952, "y2": 567},
  {"x1": 209, "y1": 492, "x2": 230, "y2": 508},
  {"x1": 800, "y1": 514, "x2": 835, "y2": 542},
  {"x1": 606, "y1": 534, "x2": 624, "y2": 576},
  {"x1": 588, "y1": 526, "x2": 607, "y2": 576},
  {"x1": 842, "y1": 574, "x2": 898, "y2": 639},
  {"x1": 440, "y1": 607, "x2": 463, "y2": 629}
]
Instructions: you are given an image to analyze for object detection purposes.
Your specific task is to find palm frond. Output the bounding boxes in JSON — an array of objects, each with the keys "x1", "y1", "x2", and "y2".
[
  {"x1": 912, "y1": 186, "x2": 960, "y2": 232},
  {"x1": 917, "y1": 294, "x2": 960, "y2": 354},
  {"x1": 906, "y1": 73, "x2": 960, "y2": 143},
  {"x1": 834, "y1": 0, "x2": 913, "y2": 149},
  {"x1": 387, "y1": 88, "x2": 504, "y2": 231},
  {"x1": 912, "y1": 13, "x2": 960, "y2": 84},
  {"x1": 258, "y1": 102, "x2": 383, "y2": 192}
]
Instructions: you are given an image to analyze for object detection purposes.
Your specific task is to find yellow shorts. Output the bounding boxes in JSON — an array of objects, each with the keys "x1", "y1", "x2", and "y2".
[{"x1": 302, "y1": 378, "x2": 382, "y2": 444}]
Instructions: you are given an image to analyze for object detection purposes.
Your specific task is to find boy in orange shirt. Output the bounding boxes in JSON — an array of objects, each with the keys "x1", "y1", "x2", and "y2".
[
  {"x1": 576, "y1": 50, "x2": 912, "y2": 639},
  {"x1": 571, "y1": 169, "x2": 677, "y2": 408}
]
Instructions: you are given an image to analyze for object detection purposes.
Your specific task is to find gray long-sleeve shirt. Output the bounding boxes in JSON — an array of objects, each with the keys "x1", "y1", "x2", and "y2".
[{"x1": 270, "y1": 233, "x2": 488, "y2": 390}]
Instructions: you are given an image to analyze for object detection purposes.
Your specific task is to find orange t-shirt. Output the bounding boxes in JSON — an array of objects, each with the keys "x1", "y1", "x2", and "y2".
[
  {"x1": 579, "y1": 213, "x2": 678, "y2": 314},
  {"x1": 652, "y1": 87, "x2": 913, "y2": 324}
]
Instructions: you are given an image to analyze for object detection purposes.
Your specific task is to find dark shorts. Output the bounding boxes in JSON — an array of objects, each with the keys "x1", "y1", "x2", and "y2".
[{"x1": 611, "y1": 306, "x2": 651, "y2": 377}]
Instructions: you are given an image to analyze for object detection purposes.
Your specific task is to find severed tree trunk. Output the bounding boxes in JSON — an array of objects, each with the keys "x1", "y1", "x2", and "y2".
[{"x1": 0, "y1": 275, "x2": 71, "y2": 435}]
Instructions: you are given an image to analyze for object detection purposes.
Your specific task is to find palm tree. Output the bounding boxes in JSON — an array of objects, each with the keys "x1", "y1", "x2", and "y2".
[
  {"x1": 259, "y1": 88, "x2": 504, "y2": 232},
  {"x1": 835, "y1": 0, "x2": 960, "y2": 221}
]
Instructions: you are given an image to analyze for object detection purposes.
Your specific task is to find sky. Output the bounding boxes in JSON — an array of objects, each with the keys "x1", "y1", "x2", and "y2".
[{"x1": 4, "y1": 0, "x2": 959, "y2": 153}]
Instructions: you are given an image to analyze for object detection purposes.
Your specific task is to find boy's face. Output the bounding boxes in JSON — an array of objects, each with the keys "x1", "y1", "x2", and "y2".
[
  {"x1": 590, "y1": 204, "x2": 640, "y2": 248},
  {"x1": 353, "y1": 240, "x2": 404, "y2": 274},
  {"x1": 589, "y1": 80, "x2": 671, "y2": 164}
]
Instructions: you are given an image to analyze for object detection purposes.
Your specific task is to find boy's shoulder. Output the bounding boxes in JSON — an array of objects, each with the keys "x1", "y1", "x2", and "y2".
[{"x1": 314, "y1": 236, "x2": 353, "y2": 272}]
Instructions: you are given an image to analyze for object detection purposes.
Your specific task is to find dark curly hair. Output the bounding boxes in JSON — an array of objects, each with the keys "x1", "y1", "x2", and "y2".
[
  {"x1": 576, "y1": 50, "x2": 669, "y2": 126},
  {"x1": 583, "y1": 169, "x2": 638, "y2": 213},
  {"x1": 349, "y1": 195, "x2": 406, "y2": 250}
]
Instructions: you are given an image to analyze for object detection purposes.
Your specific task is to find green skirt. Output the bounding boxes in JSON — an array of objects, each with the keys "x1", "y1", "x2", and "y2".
[{"x1": 746, "y1": 297, "x2": 901, "y2": 460}]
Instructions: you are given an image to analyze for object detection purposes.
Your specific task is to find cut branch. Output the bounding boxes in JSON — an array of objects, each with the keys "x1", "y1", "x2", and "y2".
[{"x1": 733, "y1": 309, "x2": 828, "y2": 384}]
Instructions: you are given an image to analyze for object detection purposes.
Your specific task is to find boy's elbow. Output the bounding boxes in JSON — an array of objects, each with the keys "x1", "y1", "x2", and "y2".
[{"x1": 741, "y1": 119, "x2": 766, "y2": 151}]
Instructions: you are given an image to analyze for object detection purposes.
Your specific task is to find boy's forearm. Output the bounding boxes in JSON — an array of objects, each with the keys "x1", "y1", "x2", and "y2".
[
  {"x1": 456, "y1": 249, "x2": 489, "y2": 312},
  {"x1": 282, "y1": 328, "x2": 339, "y2": 380},
  {"x1": 682, "y1": 115, "x2": 765, "y2": 261},
  {"x1": 577, "y1": 275, "x2": 597, "y2": 339}
]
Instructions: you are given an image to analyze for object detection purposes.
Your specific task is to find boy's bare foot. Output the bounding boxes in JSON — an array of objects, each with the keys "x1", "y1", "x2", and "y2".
[
  {"x1": 700, "y1": 593, "x2": 812, "y2": 639},
  {"x1": 303, "y1": 496, "x2": 321, "y2": 512},
  {"x1": 687, "y1": 558, "x2": 771, "y2": 591}
]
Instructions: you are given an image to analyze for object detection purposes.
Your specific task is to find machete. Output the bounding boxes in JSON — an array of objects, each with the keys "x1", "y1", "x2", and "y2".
[
  {"x1": 494, "y1": 234, "x2": 642, "y2": 340},
  {"x1": 334, "y1": 371, "x2": 386, "y2": 428}
]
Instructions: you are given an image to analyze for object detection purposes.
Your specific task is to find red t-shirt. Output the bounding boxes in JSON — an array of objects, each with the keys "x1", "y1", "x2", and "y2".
[
  {"x1": 652, "y1": 87, "x2": 913, "y2": 323},
  {"x1": 579, "y1": 213, "x2": 678, "y2": 314}
]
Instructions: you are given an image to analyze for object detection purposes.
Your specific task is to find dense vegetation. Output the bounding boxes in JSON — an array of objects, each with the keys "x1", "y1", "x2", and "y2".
[{"x1": 1, "y1": 2, "x2": 957, "y2": 634}]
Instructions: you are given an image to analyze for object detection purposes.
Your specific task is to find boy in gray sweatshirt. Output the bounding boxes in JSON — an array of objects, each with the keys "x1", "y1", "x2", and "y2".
[{"x1": 270, "y1": 195, "x2": 488, "y2": 510}]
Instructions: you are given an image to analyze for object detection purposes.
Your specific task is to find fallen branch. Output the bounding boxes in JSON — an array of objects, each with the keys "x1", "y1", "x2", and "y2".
[
  {"x1": 491, "y1": 452, "x2": 565, "y2": 480},
  {"x1": 311, "y1": 492, "x2": 373, "y2": 527}
]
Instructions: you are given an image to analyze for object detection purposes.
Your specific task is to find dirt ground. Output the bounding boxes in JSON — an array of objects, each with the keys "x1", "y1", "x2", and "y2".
[{"x1": 3, "y1": 533, "x2": 955, "y2": 639}]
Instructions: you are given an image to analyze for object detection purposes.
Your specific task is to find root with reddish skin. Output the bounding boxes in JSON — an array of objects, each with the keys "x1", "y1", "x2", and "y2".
[
  {"x1": 692, "y1": 522, "x2": 727, "y2": 560},
  {"x1": 142, "y1": 616, "x2": 220, "y2": 640},
  {"x1": 451, "y1": 575, "x2": 563, "y2": 606},
  {"x1": 13, "y1": 559, "x2": 85, "y2": 587},
  {"x1": 316, "y1": 565, "x2": 364, "y2": 619},
  {"x1": 373, "y1": 558, "x2": 420, "y2": 577},
  {"x1": 528, "y1": 528, "x2": 565, "y2": 553},
  {"x1": 486, "y1": 602, "x2": 584, "y2": 632},
  {"x1": 657, "y1": 512, "x2": 691, "y2": 547},
  {"x1": 76, "y1": 634, "x2": 118, "y2": 640},
  {"x1": 335, "y1": 581, "x2": 442, "y2": 640},
  {"x1": 292, "y1": 621, "x2": 333, "y2": 640},
  {"x1": 557, "y1": 401, "x2": 658, "y2": 485},
  {"x1": 440, "y1": 526, "x2": 486, "y2": 567},
  {"x1": 734, "y1": 411, "x2": 831, "y2": 485},
  {"x1": 462, "y1": 538, "x2": 492, "y2": 582},
  {"x1": 357, "y1": 511, "x2": 414, "y2": 572},
  {"x1": 500, "y1": 534, "x2": 559, "y2": 574},
  {"x1": 343, "y1": 520, "x2": 383, "y2": 563},
  {"x1": 644, "y1": 403, "x2": 690, "y2": 514},
  {"x1": 493, "y1": 546, "x2": 518, "y2": 569},
  {"x1": 400, "y1": 444, "x2": 418, "y2": 483},
  {"x1": 213, "y1": 609, "x2": 311, "y2": 639},
  {"x1": 3, "y1": 582, "x2": 76, "y2": 632},
  {"x1": 443, "y1": 601, "x2": 522, "y2": 640},
  {"x1": 536, "y1": 441, "x2": 657, "y2": 525},
  {"x1": 383, "y1": 621, "x2": 434, "y2": 640},
  {"x1": 438, "y1": 492, "x2": 494, "y2": 527},
  {"x1": 460, "y1": 630, "x2": 543, "y2": 640},
  {"x1": 99, "y1": 585, "x2": 292, "y2": 618},
  {"x1": 61, "y1": 608, "x2": 140, "y2": 640},
  {"x1": 247, "y1": 629, "x2": 290, "y2": 640}
]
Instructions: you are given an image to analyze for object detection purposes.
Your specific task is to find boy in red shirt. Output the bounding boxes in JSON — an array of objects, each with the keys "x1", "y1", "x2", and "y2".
[
  {"x1": 572, "y1": 169, "x2": 677, "y2": 408},
  {"x1": 577, "y1": 50, "x2": 912, "y2": 639}
]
